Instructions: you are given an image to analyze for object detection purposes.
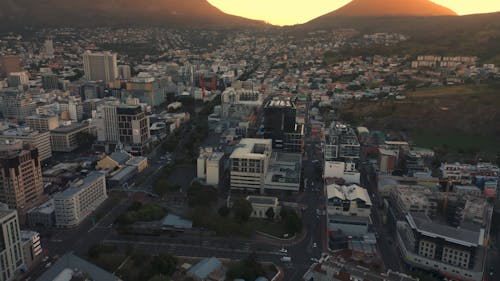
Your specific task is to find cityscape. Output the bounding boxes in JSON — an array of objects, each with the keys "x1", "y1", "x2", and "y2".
[{"x1": 0, "y1": 1, "x2": 499, "y2": 281}]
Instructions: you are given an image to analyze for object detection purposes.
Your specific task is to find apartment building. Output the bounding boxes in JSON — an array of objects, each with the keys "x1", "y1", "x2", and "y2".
[
  {"x1": 54, "y1": 172, "x2": 107, "y2": 228},
  {"x1": 396, "y1": 212, "x2": 489, "y2": 281},
  {"x1": 50, "y1": 122, "x2": 91, "y2": 152},
  {"x1": 324, "y1": 161, "x2": 360, "y2": 184},
  {"x1": 25, "y1": 115, "x2": 59, "y2": 133},
  {"x1": 0, "y1": 128, "x2": 52, "y2": 161},
  {"x1": 0, "y1": 208, "x2": 24, "y2": 281},
  {"x1": 0, "y1": 141, "x2": 44, "y2": 213},
  {"x1": 324, "y1": 122, "x2": 360, "y2": 162}
]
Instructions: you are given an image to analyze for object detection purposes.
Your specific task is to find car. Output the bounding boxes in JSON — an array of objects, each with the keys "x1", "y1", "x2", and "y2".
[
  {"x1": 44, "y1": 262, "x2": 51, "y2": 268},
  {"x1": 279, "y1": 248, "x2": 288, "y2": 253},
  {"x1": 310, "y1": 258, "x2": 319, "y2": 263},
  {"x1": 312, "y1": 243, "x2": 317, "y2": 248},
  {"x1": 42, "y1": 256, "x2": 49, "y2": 262}
]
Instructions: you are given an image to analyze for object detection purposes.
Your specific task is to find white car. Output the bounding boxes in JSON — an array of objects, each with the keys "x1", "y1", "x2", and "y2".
[
  {"x1": 279, "y1": 248, "x2": 288, "y2": 253},
  {"x1": 312, "y1": 243, "x2": 317, "y2": 248}
]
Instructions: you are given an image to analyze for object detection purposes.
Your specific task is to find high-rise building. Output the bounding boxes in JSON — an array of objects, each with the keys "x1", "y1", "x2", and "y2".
[
  {"x1": 25, "y1": 115, "x2": 59, "y2": 132},
  {"x1": 0, "y1": 141, "x2": 44, "y2": 214},
  {"x1": 82, "y1": 51, "x2": 118, "y2": 83},
  {"x1": 118, "y1": 65, "x2": 131, "y2": 80},
  {"x1": 122, "y1": 72, "x2": 166, "y2": 107},
  {"x1": 95, "y1": 100, "x2": 120, "y2": 143},
  {"x1": 263, "y1": 97, "x2": 300, "y2": 151},
  {"x1": 0, "y1": 88, "x2": 37, "y2": 122},
  {"x1": 42, "y1": 39, "x2": 54, "y2": 58},
  {"x1": 0, "y1": 55, "x2": 21, "y2": 77},
  {"x1": 0, "y1": 207, "x2": 25, "y2": 281},
  {"x1": 116, "y1": 104, "x2": 150, "y2": 156},
  {"x1": 41, "y1": 74, "x2": 59, "y2": 90}
]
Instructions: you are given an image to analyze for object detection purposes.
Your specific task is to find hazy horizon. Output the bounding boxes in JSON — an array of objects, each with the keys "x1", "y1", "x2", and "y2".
[{"x1": 207, "y1": 0, "x2": 500, "y2": 25}]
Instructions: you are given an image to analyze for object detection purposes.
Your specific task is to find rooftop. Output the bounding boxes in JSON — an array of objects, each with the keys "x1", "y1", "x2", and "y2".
[
  {"x1": 35, "y1": 253, "x2": 122, "y2": 281},
  {"x1": 162, "y1": 214, "x2": 193, "y2": 229},
  {"x1": 187, "y1": 257, "x2": 222, "y2": 279},
  {"x1": 327, "y1": 184, "x2": 372, "y2": 205},
  {"x1": 51, "y1": 122, "x2": 88, "y2": 134},
  {"x1": 407, "y1": 212, "x2": 484, "y2": 247},
  {"x1": 55, "y1": 172, "x2": 105, "y2": 198},
  {"x1": 230, "y1": 138, "x2": 272, "y2": 159}
]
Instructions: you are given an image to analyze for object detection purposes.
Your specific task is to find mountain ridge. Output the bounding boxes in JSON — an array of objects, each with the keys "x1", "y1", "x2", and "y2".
[
  {"x1": 329, "y1": 0, "x2": 457, "y2": 17},
  {"x1": 0, "y1": 0, "x2": 266, "y2": 30}
]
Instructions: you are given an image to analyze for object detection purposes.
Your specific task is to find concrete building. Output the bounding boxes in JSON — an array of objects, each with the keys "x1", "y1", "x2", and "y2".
[
  {"x1": 378, "y1": 148, "x2": 398, "y2": 174},
  {"x1": 197, "y1": 147, "x2": 224, "y2": 187},
  {"x1": 0, "y1": 55, "x2": 21, "y2": 77},
  {"x1": 324, "y1": 161, "x2": 360, "y2": 184},
  {"x1": 95, "y1": 100, "x2": 120, "y2": 143},
  {"x1": 122, "y1": 72, "x2": 167, "y2": 107},
  {"x1": 41, "y1": 73, "x2": 59, "y2": 90},
  {"x1": 7, "y1": 72, "x2": 29, "y2": 88},
  {"x1": 0, "y1": 88, "x2": 36, "y2": 122},
  {"x1": 220, "y1": 87, "x2": 262, "y2": 120},
  {"x1": 246, "y1": 196, "x2": 279, "y2": 219},
  {"x1": 83, "y1": 50, "x2": 118, "y2": 83},
  {"x1": 396, "y1": 212, "x2": 489, "y2": 281},
  {"x1": 324, "y1": 122, "x2": 360, "y2": 162},
  {"x1": 20, "y1": 230, "x2": 42, "y2": 269},
  {"x1": 0, "y1": 208, "x2": 24, "y2": 281},
  {"x1": 25, "y1": 115, "x2": 60, "y2": 132},
  {"x1": 50, "y1": 122, "x2": 91, "y2": 152},
  {"x1": 0, "y1": 128, "x2": 52, "y2": 161},
  {"x1": 54, "y1": 172, "x2": 107, "y2": 228},
  {"x1": 0, "y1": 141, "x2": 44, "y2": 214},
  {"x1": 26, "y1": 199, "x2": 55, "y2": 228},
  {"x1": 230, "y1": 139, "x2": 272, "y2": 192},
  {"x1": 118, "y1": 65, "x2": 131, "y2": 80},
  {"x1": 264, "y1": 152, "x2": 302, "y2": 192}
]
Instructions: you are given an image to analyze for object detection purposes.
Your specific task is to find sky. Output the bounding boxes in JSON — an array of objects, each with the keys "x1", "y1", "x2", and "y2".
[{"x1": 207, "y1": 0, "x2": 500, "y2": 26}]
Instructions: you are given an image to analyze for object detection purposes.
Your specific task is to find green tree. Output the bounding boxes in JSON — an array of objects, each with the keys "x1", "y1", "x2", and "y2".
[
  {"x1": 265, "y1": 207, "x2": 275, "y2": 221},
  {"x1": 151, "y1": 254, "x2": 178, "y2": 276},
  {"x1": 226, "y1": 253, "x2": 265, "y2": 281},
  {"x1": 218, "y1": 206, "x2": 230, "y2": 217},
  {"x1": 232, "y1": 199, "x2": 253, "y2": 223}
]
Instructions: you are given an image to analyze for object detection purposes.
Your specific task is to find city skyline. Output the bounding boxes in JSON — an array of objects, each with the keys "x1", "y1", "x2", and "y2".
[{"x1": 208, "y1": 0, "x2": 500, "y2": 25}]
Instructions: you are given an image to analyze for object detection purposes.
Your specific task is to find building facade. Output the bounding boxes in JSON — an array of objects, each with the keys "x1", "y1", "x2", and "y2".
[
  {"x1": 25, "y1": 115, "x2": 59, "y2": 133},
  {"x1": 0, "y1": 129, "x2": 52, "y2": 161},
  {"x1": 54, "y1": 172, "x2": 107, "y2": 228},
  {"x1": 83, "y1": 50, "x2": 118, "y2": 83},
  {"x1": 50, "y1": 122, "x2": 91, "y2": 152},
  {"x1": 0, "y1": 142, "x2": 44, "y2": 213},
  {"x1": 0, "y1": 208, "x2": 24, "y2": 281}
]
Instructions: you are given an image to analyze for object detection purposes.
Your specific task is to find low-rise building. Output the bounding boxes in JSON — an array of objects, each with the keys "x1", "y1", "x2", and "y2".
[
  {"x1": 26, "y1": 199, "x2": 55, "y2": 228},
  {"x1": 324, "y1": 161, "x2": 360, "y2": 184},
  {"x1": 230, "y1": 139, "x2": 272, "y2": 192},
  {"x1": 20, "y1": 230, "x2": 42, "y2": 269},
  {"x1": 25, "y1": 114, "x2": 59, "y2": 133},
  {"x1": 54, "y1": 172, "x2": 107, "y2": 228},
  {"x1": 246, "y1": 195, "x2": 279, "y2": 219},
  {"x1": 186, "y1": 257, "x2": 225, "y2": 281},
  {"x1": 0, "y1": 128, "x2": 52, "y2": 161}
]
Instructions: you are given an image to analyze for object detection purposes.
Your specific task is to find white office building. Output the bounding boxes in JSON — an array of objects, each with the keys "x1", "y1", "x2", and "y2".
[
  {"x1": 54, "y1": 172, "x2": 107, "y2": 228},
  {"x1": 230, "y1": 139, "x2": 272, "y2": 192},
  {"x1": 197, "y1": 147, "x2": 224, "y2": 187}
]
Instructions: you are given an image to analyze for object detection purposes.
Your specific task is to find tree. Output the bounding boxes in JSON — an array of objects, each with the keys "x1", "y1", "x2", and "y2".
[
  {"x1": 232, "y1": 199, "x2": 253, "y2": 223},
  {"x1": 226, "y1": 253, "x2": 265, "y2": 281},
  {"x1": 218, "y1": 206, "x2": 230, "y2": 217},
  {"x1": 151, "y1": 254, "x2": 178, "y2": 276},
  {"x1": 265, "y1": 207, "x2": 275, "y2": 221},
  {"x1": 280, "y1": 208, "x2": 302, "y2": 235}
]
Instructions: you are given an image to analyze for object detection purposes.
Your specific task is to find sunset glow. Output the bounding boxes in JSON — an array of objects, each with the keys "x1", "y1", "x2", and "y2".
[{"x1": 207, "y1": 0, "x2": 500, "y2": 25}]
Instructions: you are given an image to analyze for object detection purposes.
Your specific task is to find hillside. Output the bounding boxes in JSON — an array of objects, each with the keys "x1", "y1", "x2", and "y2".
[
  {"x1": 299, "y1": 12, "x2": 500, "y2": 64},
  {"x1": 338, "y1": 83, "x2": 500, "y2": 161},
  {"x1": 0, "y1": 0, "x2": 265, "y2": 30},
  {"x1": 330, "y1": 0, "x2": 456, "y2": 17}
]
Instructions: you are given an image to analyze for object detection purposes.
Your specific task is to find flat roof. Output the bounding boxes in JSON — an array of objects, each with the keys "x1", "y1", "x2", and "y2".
[
  {"x1": 230, "y1": 138, "x2": 272, "y2": 159},
  {"x1": 55, "y1": 172, "x2": 105, "y2": 198},
  {"x1": 162, "y1": 214, "x2": 192, "y2": 229},
  {"x1": 408, "y1": 213, "x2": 483, "y2": 247},
  {"x1": 51, "y1": 122, "x2": 88, "y2": 134},
  {"x1": 36, "y1": 253, "x2": 122, "y2": 281}
]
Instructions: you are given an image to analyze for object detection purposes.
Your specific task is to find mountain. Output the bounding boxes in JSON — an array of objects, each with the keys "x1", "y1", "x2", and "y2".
[
  {"x1": 0, "y1": 0, "x2": 265, "y2": 30},
  {"x1": 328, "y1": 0, "x2": 457, "y2": 17}
]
